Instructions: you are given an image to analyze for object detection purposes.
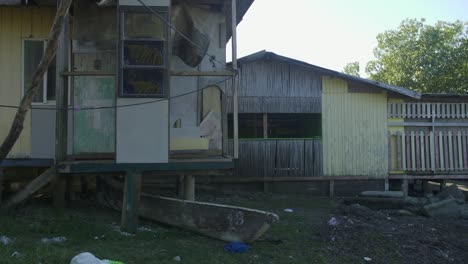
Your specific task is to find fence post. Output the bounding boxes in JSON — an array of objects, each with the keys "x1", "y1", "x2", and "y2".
[{"x1": 430, "y1": 131, "x2": 435, "y2": 172}]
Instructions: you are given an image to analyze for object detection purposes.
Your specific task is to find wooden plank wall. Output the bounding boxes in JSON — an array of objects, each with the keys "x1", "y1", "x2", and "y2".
[
  {"x1": 389, "y1": 131, "x2": 468, "y2": 172},
  {"x1": 226, "y1": 60, "x2": 322, "y2": 113},
  {"x1": 0, "y1": 6, "x2": 55, "y2": 158},
  {"x1": 322, "y1": 76, "x2": 388, "y2": 177},
  {"x1": 228, "y1": 139, "x2": 323, "y2": 177}
]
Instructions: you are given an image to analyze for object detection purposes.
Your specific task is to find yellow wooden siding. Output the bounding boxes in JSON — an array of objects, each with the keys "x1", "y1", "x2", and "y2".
[
  {"x1": 322, "y1": 76, "x2": 388, "y2": 177},
  {"x1": 0, "y1": 6, "x2": 55, "y2": 158}
]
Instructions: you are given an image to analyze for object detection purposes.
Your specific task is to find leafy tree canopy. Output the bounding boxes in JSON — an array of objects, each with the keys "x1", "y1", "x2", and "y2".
[
  {"x1": 364, "y1": 19, "x2": 467, "y2": 94},
  {"x1": 343, "y1": 61, "x2": 360, "y2": 77}
]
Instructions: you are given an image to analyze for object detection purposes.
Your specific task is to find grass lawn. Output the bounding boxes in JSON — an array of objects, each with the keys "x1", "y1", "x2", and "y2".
[
  {"x1": 2, "y1": 192, "x2": 467, "y2": 264},
  {"x1": 0, "y1": 194, "x2": 336, "y2": 264}
]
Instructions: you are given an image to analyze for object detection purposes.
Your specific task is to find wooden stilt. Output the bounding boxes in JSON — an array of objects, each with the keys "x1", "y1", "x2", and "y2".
[
  {"x1": 0, "y1": 168, "x2": 4, "y2": 205},
  {"x1": 440, "y1": 180, "x2": 446, "y2": 191},
  {"x1": 402, "y1": 179, "x2": 408, "y2": 197},
  {"x1": 177, "y1": 175, "x2": 185, "y2": 199},
  {"x1": 329, "y1": 180, "x2": 335, "y2": 198},
  {"x1": 121, "y1": 171, "x2": 142, "y2": 233},
  {"x1": 52, "y1": 174, "x2": 66, "y2": 208},
  {"x1": 422, "y1": 180, "x2": 431, "y2": 195},
  {"x1": 183, "y1": 175, "x2": 195, "y2": 201}
]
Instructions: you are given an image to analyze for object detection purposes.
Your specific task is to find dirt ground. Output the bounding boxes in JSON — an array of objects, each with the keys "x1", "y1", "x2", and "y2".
[{"x1": 325, "y1": 202, "x2": 468, "y2": 264}]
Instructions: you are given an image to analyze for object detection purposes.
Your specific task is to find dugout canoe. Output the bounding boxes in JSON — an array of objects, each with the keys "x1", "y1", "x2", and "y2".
[{"x1": 98, "y1": 177, "x2": 279, "y2": 243}]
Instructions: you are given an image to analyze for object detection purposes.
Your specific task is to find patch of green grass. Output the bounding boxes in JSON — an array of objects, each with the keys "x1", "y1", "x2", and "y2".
[{"x1": 0, "y1": 195, "x2": 344, "y2": 264}]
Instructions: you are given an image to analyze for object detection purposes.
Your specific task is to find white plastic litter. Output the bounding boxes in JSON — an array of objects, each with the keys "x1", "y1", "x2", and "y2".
[
  {"x1": 327, "y1": 217, "x2": 337, "y2": 226},
  {"x1": 41, "y1": 236, "x2": 67, "y2": 244},
  {"x1": 283, "y1": 208, "x2": 294, "y2": 213},
  {"x1": 70, "y1": 252, "x2": 105, "y2": 264},
  {"x1": 364, "y1": 257, "x2": 372, "y2": 261},
  {"x1": 174, "y1": 256, "x2": 181, "y2": 262},
  {"x1": 10, "y1": 251, "x2": 21, "y2": 258},
  {"x1": 0, "y1": 235, "x2": 12, "y2": 246}
]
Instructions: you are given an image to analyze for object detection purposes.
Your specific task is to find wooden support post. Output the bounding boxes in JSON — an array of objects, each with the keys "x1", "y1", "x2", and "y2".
[
  {"x1": 177, "y1": 175, "x2": 185, "y2": 199},
  {"x1": 183, "y1": 175, "x2": 195, "y2": 201},
  {"x1": 384, "y1": 178, "x2": 389, "y2": 191},
  {"x1": 121, "y1": 171, "x2": 142, "y2": 233},
  {"x1": 422, "y1": 180, "x2": 431, "y2": 195},
  {"x1": 263, "y1": 113, "x2": 270, "y2": 192},
  {"x1": 231, "y1": 0, "x2": 239, "y2": 159},
  {"x1": 0, "y1": 168, "x2": 4, "y2": 205},
  {"x1": 401, "y1": 179, "x2": 408, "y2": 197},
  {"x1": 329, "y1": 180, "x2": 335, "y2": 198},
  {"x1": 53, "y1": 11, "x2": 69, "y2": 208},
  {"x1": 440, "y1": 180, "x2": 446, "y2": 191}
]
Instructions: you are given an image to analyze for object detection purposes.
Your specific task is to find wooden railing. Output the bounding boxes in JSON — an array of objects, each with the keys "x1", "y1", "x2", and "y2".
[
  {"x1": 388, "y1": 131, "x2": 468, "y2": 172},
  {"x1": 228, "y1": 139, "x2": 323, "y2": 177},
  {"x1": 388, "y1": 102, "x2": 468, "y2": 119}
]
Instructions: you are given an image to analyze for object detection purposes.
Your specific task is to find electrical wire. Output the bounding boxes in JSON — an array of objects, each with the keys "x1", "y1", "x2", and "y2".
[
  {"x1": 0, "y1": 76, "x2": 231, "y2": 111},
  {"x1": 135, "y1": 0, "x2": 226, "y2": 67}
]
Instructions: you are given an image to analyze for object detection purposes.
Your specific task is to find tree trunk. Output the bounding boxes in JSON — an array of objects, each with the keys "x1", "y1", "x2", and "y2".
[{"x1": 0, "y1": 0, "x2": 73, "y2": 163}]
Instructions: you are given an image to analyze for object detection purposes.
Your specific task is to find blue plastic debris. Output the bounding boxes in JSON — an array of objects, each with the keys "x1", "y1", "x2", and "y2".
[{"x1": 224, "y1": 242, "x2": 249, "y2": 253}]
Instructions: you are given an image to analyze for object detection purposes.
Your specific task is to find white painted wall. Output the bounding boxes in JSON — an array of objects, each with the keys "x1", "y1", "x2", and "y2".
[{"x1": 116, "y1": 99, "x2": 168, "y2": 163}]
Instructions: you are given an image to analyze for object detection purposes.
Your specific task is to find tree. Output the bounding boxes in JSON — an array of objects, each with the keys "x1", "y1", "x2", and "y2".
[
  {"x1": 343, "y1": 61, "x2": 360, "y2": 77},
  {"x1": 365, "y1": 19, "x2": 467, "y2": 94}
]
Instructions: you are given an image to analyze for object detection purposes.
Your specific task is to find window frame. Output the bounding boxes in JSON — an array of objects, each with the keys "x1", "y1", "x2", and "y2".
[
  {"x1": 21, "y1": 38, "x2": 56, "y2": 105},
  {"x1": 118, "y1": 6, "x2": 170, "y2": 98}
]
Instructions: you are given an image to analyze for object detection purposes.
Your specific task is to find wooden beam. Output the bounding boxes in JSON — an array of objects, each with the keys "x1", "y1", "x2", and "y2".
[
  {"x1": 61, "y1": 71, "x2": 115, "y2": 76},
  {"x1": 388, "y1": 122, "x2": 468, "y2": 127},
  {"x1": 0, "y1": 168, "x2": 4, "y2": 205},
  {"x1": 121, "y1": 171, "x2": 142, "y2": 233},
  {"x1": 183, "y1": 175, "x2": 195, "y2": 201},
  {"x1": 171, "y1": 71, "x2": 235, "y2": 76},
  {"x1": 388, "y1": 174, "x2": 468, "y2": 180},
  {"x1": 1, "y1": 167, "x2": 56, "y2": 209},
  {"x1": 0, "y1": 159, "x2": 54, "y2": 168},
  {"x1": 231, "y1": 0, "x2": 239, "y2": 159},
  {"x1": 53, "y1": 9, "x2": 70, "y2": 209}
]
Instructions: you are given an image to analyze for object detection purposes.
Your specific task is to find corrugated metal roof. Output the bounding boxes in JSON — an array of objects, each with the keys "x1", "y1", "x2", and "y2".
[{"x1": 233, "y1": 50, "x2": 422, "y2": 99}]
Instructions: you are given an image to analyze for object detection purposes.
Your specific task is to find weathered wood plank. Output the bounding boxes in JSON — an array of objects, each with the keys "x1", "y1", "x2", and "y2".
[
  {"x1": 396, "y1": 132, "x2": 402, "y2": 170},
  {"x1": 121, "y1": 171, "x2": 142, "y2": 233}
]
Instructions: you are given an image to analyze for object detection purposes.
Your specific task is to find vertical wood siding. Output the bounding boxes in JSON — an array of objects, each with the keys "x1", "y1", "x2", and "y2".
[
  {"x1": 322, "y1": 76, "x2": 388, "y2": 177},
  {"x1": 227, "y1": 60, "x2": 322, "y2": 113},
  {"x1": 228, "y1": 139, "x2": 323, "y2": 177},
  {"x1": 0, "y1": 7, "x2": 55, "y2": 158}
]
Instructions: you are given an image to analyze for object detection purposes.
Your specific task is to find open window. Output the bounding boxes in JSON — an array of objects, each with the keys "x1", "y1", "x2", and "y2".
[
  {"x1": 22, "y1": 39, "x2": 56, "y2": 104},
  {"x1": 119, "y1": 7, "x2": 169, "y2": 97}
]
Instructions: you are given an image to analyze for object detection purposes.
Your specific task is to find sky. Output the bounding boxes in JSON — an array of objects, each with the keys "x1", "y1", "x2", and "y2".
[{"x1": 227, "y1": 0, "x2": 468, "y2": 77}]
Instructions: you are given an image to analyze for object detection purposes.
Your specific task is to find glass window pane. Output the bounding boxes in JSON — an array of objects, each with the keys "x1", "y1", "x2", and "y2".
[
  {"x1": 24, "y1": 40, "x2": 44, "y2": 102},
  {"x1": 124, "y1": 41, "x2": 164, "y2": 66},
  {"x1": 46, "y1": 56, "x2": 57, "y2": 101},
  {"x1": 123, "y1": 69, "x2": 164, "y2": 95},
  {"x1": 124, "y1": 13, "x2": 165, "y2": 39}
]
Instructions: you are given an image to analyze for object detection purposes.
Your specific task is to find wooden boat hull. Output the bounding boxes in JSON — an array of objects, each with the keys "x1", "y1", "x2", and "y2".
[{"x1": 98, "y1": 177, "x2": 279, "y2": 243}]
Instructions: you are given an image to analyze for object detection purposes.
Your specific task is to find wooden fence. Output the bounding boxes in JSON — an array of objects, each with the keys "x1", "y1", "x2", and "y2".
[
  {"x1": 388, "y1": 102, "x2": 468, "y2": 119},
  {"x1": 228, "y1": 139, "x2": 323, "y2": 177},
  {"x1": 388, "y1": 131, "x2": 468, "y2": 172}
]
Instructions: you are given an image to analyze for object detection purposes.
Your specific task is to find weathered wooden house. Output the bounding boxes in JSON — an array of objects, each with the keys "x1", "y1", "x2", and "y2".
[
  {"x1": 226, "y1": 51, "x2": 468, "y2": 194},
  {"x1": 0, "y1": 0, "x2": 253, "y2": 228}
]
